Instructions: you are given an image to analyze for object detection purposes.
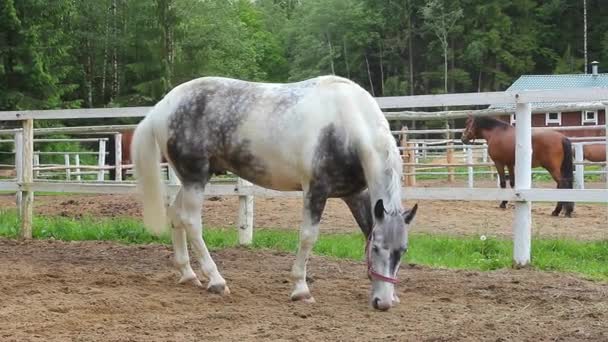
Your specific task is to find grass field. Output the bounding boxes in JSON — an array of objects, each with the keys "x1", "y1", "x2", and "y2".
[{"x1": 1, "y1": 209, "x2": 606, "y2": 281}]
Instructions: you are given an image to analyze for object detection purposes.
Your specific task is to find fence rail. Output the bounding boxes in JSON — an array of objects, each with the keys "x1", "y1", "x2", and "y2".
[{"x1": 1, "y1": 87, "x2": 607, "y2": 268}]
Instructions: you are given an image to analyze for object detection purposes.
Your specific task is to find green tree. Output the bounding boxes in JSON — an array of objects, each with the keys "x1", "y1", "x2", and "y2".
[{"x1": 0, "y1": 0, "x2": 79, "y2": 110}]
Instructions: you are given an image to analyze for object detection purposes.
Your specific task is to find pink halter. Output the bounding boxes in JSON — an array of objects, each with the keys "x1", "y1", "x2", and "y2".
[{"x1": 365, "y1": 228, "x2": 399, "y2": 284}]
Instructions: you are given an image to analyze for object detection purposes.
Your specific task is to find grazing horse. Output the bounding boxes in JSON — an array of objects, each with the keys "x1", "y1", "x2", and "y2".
[
  {"x1": 583, "y1": 143, "x2": 607, "y2": 162},
  {"x1": 461, "y1": 114, "x2": 574, "y2": 217},
  {"x1": 131, "y1": 75, "x2": 418, "y2": 311}
]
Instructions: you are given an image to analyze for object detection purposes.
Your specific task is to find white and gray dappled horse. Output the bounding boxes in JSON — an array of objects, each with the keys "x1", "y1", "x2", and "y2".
[{"x1": 131, "y1": 75, "x2": 418, "y2": 311}]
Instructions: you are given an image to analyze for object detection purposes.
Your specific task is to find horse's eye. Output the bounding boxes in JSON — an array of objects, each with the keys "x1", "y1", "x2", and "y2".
[{"x1": 372, "y1": 245, "x2": 379, "y2": 254}]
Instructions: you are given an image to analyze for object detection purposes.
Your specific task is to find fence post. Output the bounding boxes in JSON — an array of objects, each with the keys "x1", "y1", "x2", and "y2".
[
  {"x1": 14, "y1": 131, "x2": 23, "y2": 217},
  {"x1": 33, "y1": 153, "x2": 39, "y2": 179},
  {"x1": 64, "y1": 154, "x2": 71, "y2": 181},
  {"x1": 422, "y1": 142, "x2": 428, "y2": 160},
  {"x1": 513, "y1": 102, "x2": 532, "y2": 267},
  {"x1": 21, "y1": 119, "x2": 34, "y2": 239},
  {"x1": 75, "y1": 154, "x2": 81, "y2": 181},
  {"x1": 97, "y1": 139, "x2": 106, "y2": 181},
  {"x1": 482, "y1": 143, "x2": 493, "y2": 181},
  {"x1": 574, "y1": 143, "x2": 584, "y2": 189},
  {"x1": 447, "y1": 141, "x2": 455, "y2": 182},
  {"x1": 399, "y1": 126, "x2": 411, "y2": 186},
  {"x1": 467, "y1": 145, "x2": 474, "y2": 188},
  {"x1": 237, "y1": 177, "x2": 254, "y2": 245},
  {"x1": 114, "y1": 133, "x2": 123, "y2": 181}
]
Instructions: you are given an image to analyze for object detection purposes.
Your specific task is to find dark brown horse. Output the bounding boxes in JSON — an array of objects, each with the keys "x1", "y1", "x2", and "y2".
[
  {"x1": 583, "y1": 143, "x2": 606, "y2": 162},
  {"x1": 461, "y1": 115, "x2": 574, "y2": 217}
]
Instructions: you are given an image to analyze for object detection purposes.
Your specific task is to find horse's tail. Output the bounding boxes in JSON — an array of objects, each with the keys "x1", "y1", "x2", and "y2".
[
  {"x1": 560, "y1": 137, "x2": 574, "y2": 189},
  {"x1": 132, "y1": 112, "x2": 167, "y2": 236}
]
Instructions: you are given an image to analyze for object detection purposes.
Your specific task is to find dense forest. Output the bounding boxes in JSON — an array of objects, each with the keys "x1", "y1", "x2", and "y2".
[{"x1": 1, "y1": 0, "x2": 607, "y2": 112}]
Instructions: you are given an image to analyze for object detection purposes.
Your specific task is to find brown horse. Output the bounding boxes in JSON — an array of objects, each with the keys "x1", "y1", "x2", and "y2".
[
  {"x1": 583, "y1": 143, "x2": 607, "y2": 162},
  {"x1": 461, "y1": 115, "x2": 574, "y2": 217},
  {"x1": 107, "y1": 130, "x2": 170, "y2": 180},
  {"x1": 107, "y1": 130, "x2": 134, "y2": 180}
]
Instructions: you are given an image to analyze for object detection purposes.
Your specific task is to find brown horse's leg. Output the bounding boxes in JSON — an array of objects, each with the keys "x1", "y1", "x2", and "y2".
[
  {"x1": 495, "y1": 163, "x2": 508, "y2": 209},
  {"x1": 507, "y1": 164, "x2": 515, "y2": 188},
  {"x1": 551, "y1": 138, "x2": 575, "y2": 217},
  {"x1": 548, "y1": 167, "x2": 565, "y2": 217}
]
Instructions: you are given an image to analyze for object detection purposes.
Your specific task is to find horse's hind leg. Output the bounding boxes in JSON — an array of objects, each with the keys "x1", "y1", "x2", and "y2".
[
  {"x1": 170, "y1": 184, "x2": 229, "y2": 295},
  {"x1": 552, "y1": 179, "x2": 574, "y2": 217},
  {"x1": 168, "y1": 188, "x2": 201, "y2": 288},
  {"x1": 290, "y1": 185, "x2": 327, "y2": 303}
]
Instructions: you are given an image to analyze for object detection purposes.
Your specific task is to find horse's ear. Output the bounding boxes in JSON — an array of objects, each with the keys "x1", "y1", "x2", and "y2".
[
  {"x1": 374, "y1": 199, "x2": 385, "y2": 220},
  {"x1": 403, "y1": 203, "x2": 418, "y2": 224}
]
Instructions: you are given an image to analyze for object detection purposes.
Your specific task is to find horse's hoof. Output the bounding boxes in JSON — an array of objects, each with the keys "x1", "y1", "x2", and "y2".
[
  {"x1": 551, "y1": 211, "x2": 559, "y2": 217},
  {"x1": 290, "y1": 292, "x2": 315, "y2": 303},
  {"x1": 207, "y1": 283, "x2": 230, "y2": 296},
  {"x1": 179, "y1": 274, "x2": 203, "y2": 288},
  {"x1": 499, "y1": 204, "x2": 507, "y2": 209}
]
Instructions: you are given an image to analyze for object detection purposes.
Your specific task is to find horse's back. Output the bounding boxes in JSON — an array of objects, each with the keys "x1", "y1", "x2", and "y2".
[
  {"x1": 487, "y1": 129, "x2": 566, "y2": 166},
  {"x1": 157, "y1": 75, "x2": 378, "y2": 192}
]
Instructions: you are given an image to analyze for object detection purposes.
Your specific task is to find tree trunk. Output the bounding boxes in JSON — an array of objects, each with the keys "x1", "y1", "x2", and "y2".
[
  {"x1": 86, "y1": 39, "x2": 93, "y2": 108},
  {"x1": 450, "y1": 36, "x2": 455, "y2": 93},
  {"x1": 583, "y1": 0, "x2": 587, "y2": 73},
  {"x1": 101, "y1": 3, "x2": 110, "y2": 104},
  {"x1": 159, "y1": 0, "x2": 174, "y2": 92},
  {"x1": 326, "y1": 33, "x2": 335, "y2": 75},
  {"x1": 407, "y1": 3, "x2": 414, "y2": 95},
  {"x1": 111, "y1": 0, "x2": 119, "y2": 101},
  {"x1": 443, "y1": 42, "x2": 448, "y2": 94},
  {"x1": 342, "y1": 37, "x2": 350, "y2": 79},
  {"x1": 365, "y1": 54, "x2": 375, "y2": 96},
  {"x1": 379, "y1": 40, "x2": 385, "y2": 95}
]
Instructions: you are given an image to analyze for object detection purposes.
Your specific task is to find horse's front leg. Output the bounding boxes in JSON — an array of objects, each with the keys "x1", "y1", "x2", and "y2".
[
  {"x1": 495, "y1": 163, "x2": 508, "y2": 209},
  {"x1": 290, "y1": 188, "x2": 327, "y2": 303}
]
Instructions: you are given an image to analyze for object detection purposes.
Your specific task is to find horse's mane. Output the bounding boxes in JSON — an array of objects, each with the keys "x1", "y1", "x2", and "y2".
[
  {"x1": 376, "y1": 128, "x2": 403, "y2": 213},
  {"x1": 473, "y1": 116, "x2": 511, "y2": 130}
]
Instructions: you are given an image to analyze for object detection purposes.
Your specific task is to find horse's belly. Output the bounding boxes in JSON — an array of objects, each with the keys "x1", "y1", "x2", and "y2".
[{"x1": 223, "y1": 145, "x2": 305, "y2": 191}]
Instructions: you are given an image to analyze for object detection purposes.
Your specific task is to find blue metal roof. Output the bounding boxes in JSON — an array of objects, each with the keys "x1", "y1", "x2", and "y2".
[
  {"x1": 490, "y1": 73, "x2": 608, "y2": 109},
  {"x1": 505, "y1": 74, "x2": 608, "y2": 91}
]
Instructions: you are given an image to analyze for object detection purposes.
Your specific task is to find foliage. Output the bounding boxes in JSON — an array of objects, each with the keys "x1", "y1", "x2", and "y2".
[{"x1": 1, "y1": 0, "x2": 607, "y2": 108}]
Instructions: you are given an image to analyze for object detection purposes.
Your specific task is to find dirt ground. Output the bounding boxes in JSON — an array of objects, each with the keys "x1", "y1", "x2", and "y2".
[
  {"x1": 0, "y1": 238, "x2": 607, "y2": 341},
  {"x1": 0, "y1": 183, "x2": 606, "y2": 240}
]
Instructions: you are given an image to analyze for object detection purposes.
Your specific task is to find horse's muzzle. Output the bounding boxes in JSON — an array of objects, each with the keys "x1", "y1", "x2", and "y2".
[{"x1": 372, "y1": 297, "x2": 391, "y2": 311}]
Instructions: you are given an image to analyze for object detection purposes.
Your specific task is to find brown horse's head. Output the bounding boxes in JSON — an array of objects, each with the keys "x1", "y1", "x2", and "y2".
[{"x1": 461, "y1": 114, "x2": 478, "y2": 144}]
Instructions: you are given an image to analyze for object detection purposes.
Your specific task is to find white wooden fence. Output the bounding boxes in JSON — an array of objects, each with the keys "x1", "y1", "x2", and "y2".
[{"x1": 1, "y1": 88, "x2": 608, "y2": 267}]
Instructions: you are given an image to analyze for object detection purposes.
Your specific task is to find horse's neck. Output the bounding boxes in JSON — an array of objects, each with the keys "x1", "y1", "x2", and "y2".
[
  {"x1": 481, "y1": 127, "x2": 510, "y2": 142},
  {"x1": 364, "y1": 160, "x2": 403, "y2": 213}
]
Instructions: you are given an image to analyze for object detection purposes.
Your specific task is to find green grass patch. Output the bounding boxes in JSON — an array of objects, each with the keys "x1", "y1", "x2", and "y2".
[{"x1": 0, "y1": 209, "x2": 606, "y2": 281}]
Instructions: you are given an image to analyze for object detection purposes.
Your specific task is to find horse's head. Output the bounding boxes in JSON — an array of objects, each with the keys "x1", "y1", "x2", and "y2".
[
  {"x1": 461, "y1": 114, "x2": 477, "y2": 144},
  {"x1": 367, "y1": 199, "x2": 418, "y2": 311}
]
